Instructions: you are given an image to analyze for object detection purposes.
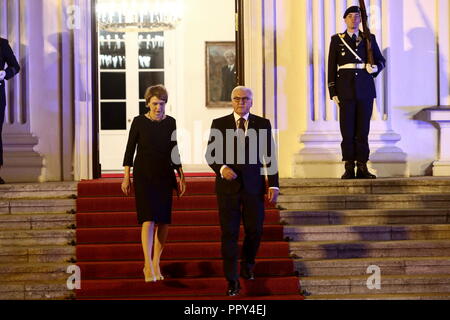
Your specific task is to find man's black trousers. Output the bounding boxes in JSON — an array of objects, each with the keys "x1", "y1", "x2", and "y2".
[{"x1": 217, "y1": 191, "x2": 265, "y2": 282}]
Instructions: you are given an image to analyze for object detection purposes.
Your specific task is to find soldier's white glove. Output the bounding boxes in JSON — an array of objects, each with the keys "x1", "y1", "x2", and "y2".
[
  {"x1": 366, "y1": 64, "x2": 378, "y2": 74},
  {"x1": 0, "y1": 70, "x2": 6, "y2": 81},
  {"x1": 332, "y1": 96, "x2": 340, "y2": 107}
]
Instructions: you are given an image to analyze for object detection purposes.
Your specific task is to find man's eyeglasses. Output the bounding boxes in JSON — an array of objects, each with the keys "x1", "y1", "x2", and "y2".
[{"x1": 233, "y1": 97, "x2": 251, "y2": 103}]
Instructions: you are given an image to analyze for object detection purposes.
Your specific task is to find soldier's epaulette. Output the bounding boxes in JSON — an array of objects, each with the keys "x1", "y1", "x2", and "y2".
[{"x1": 338, "y1": 33, "x2": 346, "y2": 39}]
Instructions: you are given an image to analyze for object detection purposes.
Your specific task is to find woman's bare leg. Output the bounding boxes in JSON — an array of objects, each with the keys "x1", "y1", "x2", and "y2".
[
  {"x1": 141, "y1": 221, "x2": 157, "y2": 282},
  {"x1": 153, "y1": 224, "x2": 169, "y2": 280}
]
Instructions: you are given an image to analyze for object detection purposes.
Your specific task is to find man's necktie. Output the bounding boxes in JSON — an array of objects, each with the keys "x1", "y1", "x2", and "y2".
[
  {"x1": 237, "y1": 118, "x2": 246, "y2": 142},
  {"x1": 237, "y1": 118, "x2": 246, "y2": 164},
  {"x1": 352, "y1": 34, "x2": 357, "y2": 44},
  {"x1": 238, "y1": 118, "x2": 245, "y2": 131}
]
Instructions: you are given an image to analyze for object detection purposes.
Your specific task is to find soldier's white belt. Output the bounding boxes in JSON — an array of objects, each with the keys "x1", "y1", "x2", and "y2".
[{"x1": 338, "y1": 63, "x2": 366, "y2": 71}]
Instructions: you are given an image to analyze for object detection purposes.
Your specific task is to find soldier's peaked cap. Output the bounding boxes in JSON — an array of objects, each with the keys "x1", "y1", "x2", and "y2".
[{"x1": 343, "y1": 6, "x2": 360, "y2": 19}]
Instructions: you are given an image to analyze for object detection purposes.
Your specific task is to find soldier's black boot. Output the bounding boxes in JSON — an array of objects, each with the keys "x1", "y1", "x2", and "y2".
[
  {"x1": 356, "y1": 162, "x2": 377, "y2": 179},
  {"x1": 341, "y1": 161, "x2": 356, "y2": 179}
]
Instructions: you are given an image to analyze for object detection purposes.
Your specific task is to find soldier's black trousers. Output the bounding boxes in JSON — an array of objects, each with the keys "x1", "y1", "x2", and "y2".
[{"x1": 339, "y1": 99, "x2": 374, "y2": 162}]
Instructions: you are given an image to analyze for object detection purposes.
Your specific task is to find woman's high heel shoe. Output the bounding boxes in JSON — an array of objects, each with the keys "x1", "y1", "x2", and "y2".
[
  {"x1": 153, "y1": 264, "x2": 164, "y2": 281},
  {"x1": 143, "y1": 268, "x2": 157, "y2": 283}
]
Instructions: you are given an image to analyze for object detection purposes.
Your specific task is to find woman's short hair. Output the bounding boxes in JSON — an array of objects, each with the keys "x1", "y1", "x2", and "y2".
[{"x1": 144, "y1": 85, "x2": 168, "y2": 105}]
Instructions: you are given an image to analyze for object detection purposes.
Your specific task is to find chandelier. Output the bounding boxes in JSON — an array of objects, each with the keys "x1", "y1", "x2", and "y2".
[{"x1": 97, "y1": 0, "x2": 183, "y2": 33}]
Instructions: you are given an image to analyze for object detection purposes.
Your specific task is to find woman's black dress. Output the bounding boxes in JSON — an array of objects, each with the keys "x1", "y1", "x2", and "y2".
[{"x1": 123, "y1": 115, "x2": 182, "y2": 225}]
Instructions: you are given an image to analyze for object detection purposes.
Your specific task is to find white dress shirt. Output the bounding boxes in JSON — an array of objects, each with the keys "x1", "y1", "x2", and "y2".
[{"x1": 220, "y1": 112, "x2": 279, "y2": 191}]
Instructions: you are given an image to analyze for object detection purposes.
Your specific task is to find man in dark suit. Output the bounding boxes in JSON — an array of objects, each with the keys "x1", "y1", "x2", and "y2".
[
  {"x1": 205, "y1": 86, "x2": 279, "y2": 297},
  {"x1": 328, "y1": 6, "x2": 386, "y2": 179},
  {"x1": 220, "y1": 50, "x2": 237, "y2": 101},
  {"x1": 0, "y1": 38, "x2": 21, "y2": 184}
]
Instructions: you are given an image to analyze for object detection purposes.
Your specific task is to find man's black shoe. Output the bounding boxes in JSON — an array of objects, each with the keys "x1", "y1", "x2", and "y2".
[
  {"x1": 0, "y1": 177, "x2": 5, "y2": 185},
  {"x1": 240, "y1": 264, "x2": 255, "y2": 280},
  {"x1": 227, "y1": 280, "x2": 241, "y2": 297},
  {"x1": 341, "y1": 161, "x2": 355, "y2": 179},
  {"x1": 356, "y1": 162, "x2": 377, "y2": 179}
]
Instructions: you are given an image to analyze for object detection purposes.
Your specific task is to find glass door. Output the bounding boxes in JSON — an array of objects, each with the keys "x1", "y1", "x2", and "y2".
[{"x1": 98, "y1": 28, "x2": 167, "y2": 172}]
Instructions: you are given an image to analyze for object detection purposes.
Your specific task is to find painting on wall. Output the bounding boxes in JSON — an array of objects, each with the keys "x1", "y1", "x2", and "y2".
[{"x1": 205, "y1": 42, "x2": 237, "y2": 108}]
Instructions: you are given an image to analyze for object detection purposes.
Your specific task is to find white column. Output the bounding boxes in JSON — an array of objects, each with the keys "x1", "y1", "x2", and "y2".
[
  {"x1": 73, "y1": 0, "x2": 94, "y2": 181},
  {"x1": 243, "y1": 0, "x2": 264, "y2": 117},
  {"x1": 365, "y1": 0, "x2": 408, "y2": 177},
  {"x1": 1, "y1": 0, "x2": 43, "y2": 182}
]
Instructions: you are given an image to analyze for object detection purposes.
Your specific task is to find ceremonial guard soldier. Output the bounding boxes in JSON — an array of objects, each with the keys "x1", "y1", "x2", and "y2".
[
  {"x1": 328, "y1": 5, "x2": 386, "y2": 179},
  {"x1": 0, "y1": 38, "x2": 21, "y2": 184}
]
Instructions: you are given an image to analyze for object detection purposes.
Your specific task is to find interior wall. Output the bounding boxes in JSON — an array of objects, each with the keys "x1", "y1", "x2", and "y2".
[{"x1": 173, "y1": 0, "x2": 236, "y2": 172}]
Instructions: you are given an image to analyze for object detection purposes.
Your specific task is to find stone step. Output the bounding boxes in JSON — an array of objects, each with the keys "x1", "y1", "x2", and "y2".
[
  {"x1": 280, "y1": 177, "x2": 450, "y2": 195},
  {"x1": 289, "y1": 240, "x2": 450, "y2": 260},
  {"x1": 0, "y1": 199, "x2": 76, "y2": 214},
  {"x1": 0, "y1": 182, "x2": 77, "y2": 200},
  {"x1": 0, "y1": 263, "x2": 72, "y2": 281},
  {"x1": 305, "y1": 292, "x2": 450, "y2": 300},
  {"x1": 284, "y1": 224, "x2": 450, "y2": 242},
  {"x1": 295, "y1": 257, "x2": 450, "y2": 277},
  {"x1": 0, "y1": 229, "x2": 75, "y2": 246},
  {"x1": 0, "y1": 214, "x2": 75, "y2": 230},
  {"x1": 278, "y1": 194, "x2": 450, "y2": 210},
  {"x1": 0, "y1": 280, "x2": 74, "y2": 300},
  {"x1": 0, "y1": 246, "x2": 76, "y2": 263},
  {"x1": 299, "y1": 274, "x2": 450, "y2": 296},
  {"x1": 280, "y1": 209, "x2": 450, "y2": 225}
]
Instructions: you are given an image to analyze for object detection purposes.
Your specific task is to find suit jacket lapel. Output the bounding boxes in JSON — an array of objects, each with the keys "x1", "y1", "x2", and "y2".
[
  {"x1": 248, "y1": 114, "x2": 257, "y2": 132},
  {"x1": 227, "y1": 113, "x2": 237, "y2": 130}
]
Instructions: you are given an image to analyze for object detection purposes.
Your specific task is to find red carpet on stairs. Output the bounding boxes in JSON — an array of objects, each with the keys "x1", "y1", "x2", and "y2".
[{"x1": 75, "y1": 176, "x2": 303, "y2": 300}]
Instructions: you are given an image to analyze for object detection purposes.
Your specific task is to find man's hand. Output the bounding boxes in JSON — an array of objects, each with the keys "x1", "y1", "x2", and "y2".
[
  {"x1": 121, "y1": 177, "x2": 131, "y2": 196},
  {"x1": 222, "y1": 167, "x2": 238, "y2": 181},
  {"x1": 0, "y1": 70, "x2": 6, "y2": 81},
  {"x1": 332, "y1": 96, "x2": 340, "y2": 107},
  {"x1": 366, "y1": 64, "x2": 378, "y2": 74},
  {"x1": 268, "y1": 188, "x2": 279, "y2": 204}
]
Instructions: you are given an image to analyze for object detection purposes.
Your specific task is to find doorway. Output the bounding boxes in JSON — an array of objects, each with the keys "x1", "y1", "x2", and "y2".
[{"x1": 93, "y1": 0, "x2": 243, "y2": 177}]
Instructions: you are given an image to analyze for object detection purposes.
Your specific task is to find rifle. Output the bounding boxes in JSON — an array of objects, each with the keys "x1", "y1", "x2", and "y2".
[{"x1": 358, "y1": 0, "x2": 375, "y2": 65}]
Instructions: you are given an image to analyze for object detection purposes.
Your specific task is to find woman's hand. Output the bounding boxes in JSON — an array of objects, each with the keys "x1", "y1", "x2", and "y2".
[
  {"x1": 179, "y1": 176, "x2": 186, "y2": 197},
  {"x1": 121, "y1": 177, "x2": 131, "y2": 196}
]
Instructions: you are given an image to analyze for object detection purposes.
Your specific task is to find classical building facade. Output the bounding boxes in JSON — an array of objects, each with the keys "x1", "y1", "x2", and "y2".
[{"x1": 1, "y1": 0, "x2": 449, "y2": 182}]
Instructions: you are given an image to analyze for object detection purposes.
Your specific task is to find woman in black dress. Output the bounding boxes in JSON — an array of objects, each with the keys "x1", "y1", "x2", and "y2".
[{"x1": 121, "y1": 85, "x2": 186, "y2": 282}]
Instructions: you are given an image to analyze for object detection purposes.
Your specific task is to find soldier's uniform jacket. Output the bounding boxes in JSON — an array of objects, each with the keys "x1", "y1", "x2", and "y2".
[
  {"x1": 0, "y1": 38, "x2": 20, "y2": 107},
  {"x1": 328, "y1": 31, "x2": 386, "y2": 101}
]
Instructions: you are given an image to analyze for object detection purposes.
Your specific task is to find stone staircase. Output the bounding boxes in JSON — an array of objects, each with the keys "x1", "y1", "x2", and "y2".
[
  {"x1": 278, "y1": 177, "x2": 450, "y2": 300},
  {"x1": 0, "y1": 182, "x2": 77, "y2": 299}
]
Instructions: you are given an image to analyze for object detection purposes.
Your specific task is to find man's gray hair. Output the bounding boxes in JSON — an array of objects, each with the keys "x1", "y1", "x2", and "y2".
[{"x1": 231, "y1": 86, "x2": 253, "y2": 100}]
